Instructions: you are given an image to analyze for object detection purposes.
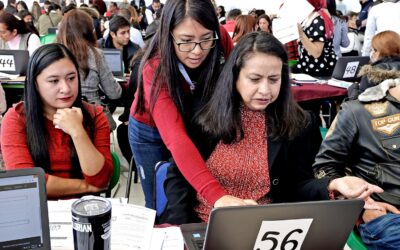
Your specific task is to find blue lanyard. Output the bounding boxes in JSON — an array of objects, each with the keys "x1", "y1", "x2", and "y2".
[{"x1": 178, "y1": 63, "x2": 196, "y2": 91}]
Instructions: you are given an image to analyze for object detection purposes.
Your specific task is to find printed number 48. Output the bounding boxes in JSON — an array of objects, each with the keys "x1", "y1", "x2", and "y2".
[{"x1": 256, "y1": 229, "x2": 303, "y2": 250}]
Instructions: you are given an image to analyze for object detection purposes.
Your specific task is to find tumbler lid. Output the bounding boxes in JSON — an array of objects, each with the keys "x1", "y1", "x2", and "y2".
[{"x1": 72, "y1": 196, "x2": 111, "y2": 217}]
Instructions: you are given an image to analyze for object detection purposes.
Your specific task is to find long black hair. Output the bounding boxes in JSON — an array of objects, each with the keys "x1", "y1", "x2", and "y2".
[
  {"x1": 24, "y1": 43, "x2": 94, "y2": 178},
  {"x1": 196, "y1": 32, "x2": 309, "y2": 143},
  {"x1": 134, "y1": 0, "x2": 222, "y2": 115}
]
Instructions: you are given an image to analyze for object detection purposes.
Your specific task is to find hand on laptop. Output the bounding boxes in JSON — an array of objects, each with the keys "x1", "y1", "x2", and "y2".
[{"x1": 214, "y1": 195, "x2": 257, "y2": 208}]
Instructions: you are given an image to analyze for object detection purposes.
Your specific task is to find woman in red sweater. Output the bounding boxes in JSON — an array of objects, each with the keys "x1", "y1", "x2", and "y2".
[
  {"x1": 129, "y1": 0, "x2": 236, "y2": 208},
  {"x1": 1, "y1": 44, "x2": 113, "y2": 199}
]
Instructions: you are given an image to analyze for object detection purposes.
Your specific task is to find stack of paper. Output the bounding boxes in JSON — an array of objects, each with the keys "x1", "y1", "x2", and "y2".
[
  {"x1": 291, "y1": 73, "x2": 319, "y2": 84},
  {"x1": 327, "y1": 78, "x2": 353, "y2": 89},
  {"x1": 48, "y1": 198, "x2": 184, "y2": 250}
]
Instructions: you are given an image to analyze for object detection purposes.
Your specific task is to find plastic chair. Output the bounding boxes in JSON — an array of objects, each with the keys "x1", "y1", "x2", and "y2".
[
  {"x1": 154, "y1": 161, "x2": 171, "y2": 222},
  {"x1": 39, "y1": 34, "x2": 56, "y2": 45},
  {"x1": 346, "y1": 230, "x2": 368, "y2": 250},
  {"x1": 105, "y1": 151, "x2": 120, "y2": 197},
  {"x1": 124, "y1": 156, "x2": 139, "y2": 202}
]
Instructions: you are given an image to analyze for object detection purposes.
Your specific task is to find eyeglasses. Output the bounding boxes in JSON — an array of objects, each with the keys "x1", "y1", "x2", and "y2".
[{"x1": 171, "y1": 32, "x2": 219, "y2": 52}]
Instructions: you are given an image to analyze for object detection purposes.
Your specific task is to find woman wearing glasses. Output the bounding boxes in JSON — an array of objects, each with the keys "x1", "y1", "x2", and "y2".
[{"x1": 129, "y1": 0, "x2": 235, "y2": 208}]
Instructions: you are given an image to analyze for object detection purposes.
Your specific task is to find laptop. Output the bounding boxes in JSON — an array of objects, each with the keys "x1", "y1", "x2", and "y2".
[
  {"x1": 181, "y1": 199, "x2": 364, "y2": 250},
  {"x1": 331, "y1": 56, "x2": 370, "y2": 82},
  {"x1": 102, "y1": 48, "x2": 124, "y2": 79},
  {"x1": 0, "y1": 168, "x2": 51, "y2": 250},
  {"x1": 0, "y1": 49, "x2": 29, "y2": 76},
  {"x1": 47, "y1": 27, "x2": 58, "y2": 35}
]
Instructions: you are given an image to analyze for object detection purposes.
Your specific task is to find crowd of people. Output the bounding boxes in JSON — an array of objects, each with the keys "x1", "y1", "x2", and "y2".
[{"x1": 0, "y1": 0, "x2": 399, "y2": 249}]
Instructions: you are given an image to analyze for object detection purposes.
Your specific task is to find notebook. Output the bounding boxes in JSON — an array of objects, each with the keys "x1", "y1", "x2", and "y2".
[
  {"x1": 181, "y1": 199, "x2": 364, "y2": 250},
  {"x1": 102, "y1": 48, "x2": 124, "y2": 79},
  {"x1": 331, "y1": 56, "x2": 370, "y2": 83},
  {"x1": 0, "y1": 168, "x2": 51, "y2": 250}
]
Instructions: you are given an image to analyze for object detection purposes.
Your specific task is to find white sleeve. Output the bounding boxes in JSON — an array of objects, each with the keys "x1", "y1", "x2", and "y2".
[
  {"x1": 27, "y1": 34, "x2": 41, "y2": 56},
  {"x1": 361, "y1": 8, "x2": 377, "y2": 56},
  {"x1": 145, "y1": 9, "x2": 154, "y2": 25},
  {"x1": 130, "y1": 28, "x2": 145, "y2": 48}
]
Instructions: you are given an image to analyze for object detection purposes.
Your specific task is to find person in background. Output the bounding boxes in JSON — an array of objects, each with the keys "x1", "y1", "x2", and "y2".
[
  {"x1": 336, "y1": 0, "x2": 347, "y2": 15},
  {"x1": 4, "y1": 0, "x2": 16, "y2": 14},
  {"x1": 98, "y1": 15, "x2": 140, "y2": 74},
  {"x1": 294, "y1": 0, "x2": 336, "y2": 77},
  {"x1": 223, "y1": 8, "x2": 241, "y2": 37},
  {"x1": 92, "y1": 0, "x2": 106, "y2": 16},
  {"x1": 102, "y1": 7, "x2": 145, "y2": 48},
  {"x1": 129, "y1": 0, "x2": 231, "y2": 208},
  {"x1": 257, "y1": 14, "x2": 271, "y2": 33},
  {"x1": 162, "y1": 32, "x2": 383, "y2": 224},
  {"x1": 57, "y1": 9, "x2": 122, "y2": 130},
  {"x1": 17, "y1": 10, "x2": 39, "y2": 36},
  {"x1": 348, "y1": 31, "x2": 400, "y2": 100},
  {"x1": 361, "y1": 0, "x2": 400, "y2": 57},
  {"x1": 79, "y1": 6, "x2": 102, "y2": 43},
  {"x1": 31, "y1": 1, "x2": 42, "y2": 24},
  {"x1": 107, "y1": 1, "x2": 119, "y2": 16},
  {"x1": 356, "y1": 0, "x2": 373, "y2": 34},
  {"x1": 341, "y1": 11, "x2": 362, "y2": 56},
  {"x1": 232, "y1": 15, "x2": 255, "y2": 44},
  {"x1": 145, "y1": 0, "x2": 162, "y2": 25},
  {"x1": 327, "y1": 0, "x2": 349, "y2": 58},
  {"x1": 1, "y1": 44, "x2": 113, "y2": 199},
  {"x1": 0, "y1": 1, "x2": 4, "y2": 15},
  {"x1": 37, "y1": 2, "x2": 62, "y2": 36},
  {"x1": 313, "y1": 31, "x2": 400, "y2": 250},
  {"x1": 16, "y1": 0, "x2": 27, "y2": 12},
  {"x1": 216, "y1": 5, "x2": 225, "y2": 24},
  {"x1": 0, "y1": 12, "x2": 40, "y2": 55}
]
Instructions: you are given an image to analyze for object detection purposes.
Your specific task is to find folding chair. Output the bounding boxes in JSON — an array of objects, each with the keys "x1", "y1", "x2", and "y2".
[
  {"x1": 153, "y1": 161, "x2": 170, "y2": 223},
  {"x1": 105, "y1": 151, "x2": 120, "y2": 198}
]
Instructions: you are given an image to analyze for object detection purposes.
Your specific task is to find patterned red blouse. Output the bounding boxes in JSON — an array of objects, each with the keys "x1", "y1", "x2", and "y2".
[{"x1": 195, "y1": 106, "x2": 272, "y2": 221}]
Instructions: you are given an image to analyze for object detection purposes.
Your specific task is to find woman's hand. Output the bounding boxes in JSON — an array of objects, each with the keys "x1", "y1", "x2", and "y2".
[
  {"x1": 53, "y1": 107, "x2": 85, "y2": 137},
  {"x1": 362, "y1": 201, "x2": 400, "y2": 223},
  {"x1": 214, "y1": 195, "x2": 258, "y2": 208}
]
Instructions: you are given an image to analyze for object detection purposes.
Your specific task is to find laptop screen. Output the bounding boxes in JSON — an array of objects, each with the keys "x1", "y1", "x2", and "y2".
[
  {"x1": 103, "y1": 49, "x2": 123, "y2": 76},
  {"x1": 0, "y1": 169, "x2": 49, "y2": 249}
]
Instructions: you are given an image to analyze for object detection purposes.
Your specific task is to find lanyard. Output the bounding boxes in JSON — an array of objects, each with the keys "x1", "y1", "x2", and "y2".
[{"x1": 178, "y1": 63, "x2": 196, "y2": 91}]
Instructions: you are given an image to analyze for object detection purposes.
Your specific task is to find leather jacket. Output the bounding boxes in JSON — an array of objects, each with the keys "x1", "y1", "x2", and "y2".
[{"x1": 314, "y1": 82, "x2": 400, "y2": 206}]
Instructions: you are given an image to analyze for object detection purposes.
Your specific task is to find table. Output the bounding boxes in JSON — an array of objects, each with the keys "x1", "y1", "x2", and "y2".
[{"x1": 291, "y1": 83, "x2": 348, "y2": 102}]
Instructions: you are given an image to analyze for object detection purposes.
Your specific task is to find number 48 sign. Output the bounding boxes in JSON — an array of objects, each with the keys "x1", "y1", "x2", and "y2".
[{"x1": 253, "y1": 219, "x2": 313, "y2": 250}]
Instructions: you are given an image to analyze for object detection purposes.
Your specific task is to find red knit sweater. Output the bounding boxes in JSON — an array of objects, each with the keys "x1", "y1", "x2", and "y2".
[
  {"x1": 195, "y1": 107, "x2": 271, "y2": 221},
  {"x1": 1, "y1": 102, "x2": 113, "y2": 188}
]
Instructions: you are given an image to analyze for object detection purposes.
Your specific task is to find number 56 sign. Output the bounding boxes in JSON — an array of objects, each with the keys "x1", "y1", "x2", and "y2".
[{"x1": 253, "y1": 219, "x2": 313, "y2": 250}]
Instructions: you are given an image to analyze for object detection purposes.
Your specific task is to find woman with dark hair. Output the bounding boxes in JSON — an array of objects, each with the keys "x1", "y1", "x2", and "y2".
[
  {"x1": 17, "y1": 9, "x2": 39, "y2": 36},
  {"x1": 0, "y1": 12, "x2": 40, "y2": 55},
  {"x1": 216, "y1": 5, "x2": 225, "y2": 24},
  {"x1": 294, "y1": 0, "x2": 337, "y2": 76},
  {"x1": 130, "y1": 0, "x2": 231, "y2": 208},
  {"x1": 57, "y1": 9, "x2": 121, "y2": 130},
  {"x1": 1, "y1": 44, "x2": 113, "y2": 199},
  {"x1": 327, "y1": 0, "x2": 350, "y2": 58},
  {"x1": 31, "y1": 1, "x2": 42, "y2": 24},
  {"x1": 232, "y1": 15, "x2": 255, "y2": 44},
  {"x1": 16, "y1": 0, "x2": 28, "y2": 12},
  {"x1": 161, "y1": 32, "x2": 383, "y2": 223},
  {"x1": 257, "y1": 14, "x2": 272, "y2": 33}
]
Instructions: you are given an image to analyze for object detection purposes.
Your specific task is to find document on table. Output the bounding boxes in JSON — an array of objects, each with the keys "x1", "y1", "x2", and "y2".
[
  {"x1": 48, "y1": 198, "x2": 159, "y2": 250},
  {"x1": 150, "y1": 227, "x2": 184, "y2": 250}
]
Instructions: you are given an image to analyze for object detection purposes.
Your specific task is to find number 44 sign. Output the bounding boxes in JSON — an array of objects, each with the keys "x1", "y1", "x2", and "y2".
[{"x1": 253, "y1": 219, "x2": 313, "y2": 250}]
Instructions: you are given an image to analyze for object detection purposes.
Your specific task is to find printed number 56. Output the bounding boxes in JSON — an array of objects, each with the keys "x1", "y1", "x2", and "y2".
[{"x1": 256, "y1": 229, "x2": 303, "y2": 250}]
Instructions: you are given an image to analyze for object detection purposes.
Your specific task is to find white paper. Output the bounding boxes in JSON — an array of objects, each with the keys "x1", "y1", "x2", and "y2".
[
  {"x1": 290, "y1": 73, "x2": 318, "y2": 82},
  {"x1": 342, "y1": 61, "x2": 360, "y2": 79},
  {"x1": 278, "y1": 0, "x2": 314, "y2": 24},
  {"x1": 48, "y1": 198, "x2": 156, "y2": 250},
  {"x1": 150, "y1": 227, "x2": 184, "y2": 250},
  {"x1": 272, "y1": 18, "x2": 299, "y2": 44},
  {"x1": 253, "y1": 219, "x2": 313, "y2": 250}
]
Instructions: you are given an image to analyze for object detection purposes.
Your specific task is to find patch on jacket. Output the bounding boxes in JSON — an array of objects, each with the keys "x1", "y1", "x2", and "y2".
[
  {"x1": 371, "y1": 114, "x2": 400, "y2": 135},
  {"x1": 364, "y1": 101, "x2": 389, "y2": 117}
]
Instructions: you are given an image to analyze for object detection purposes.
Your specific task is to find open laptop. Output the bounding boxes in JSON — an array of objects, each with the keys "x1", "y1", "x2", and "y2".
[
  {"x1": 102, "y1": 48, "x2": 125, "y2": 80},
  {"x1": 181, "y1": 199, "x2": 364, "y2": 250},
  {"x1": 326, "y1": 56, "x2": 370, "y2": 86},
  {"x1": 0, "y1": 50, "x2": 29, "y2": 77},
  {"x1": 0, "y1": 168, "x2": 51, "y2": 250}
]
